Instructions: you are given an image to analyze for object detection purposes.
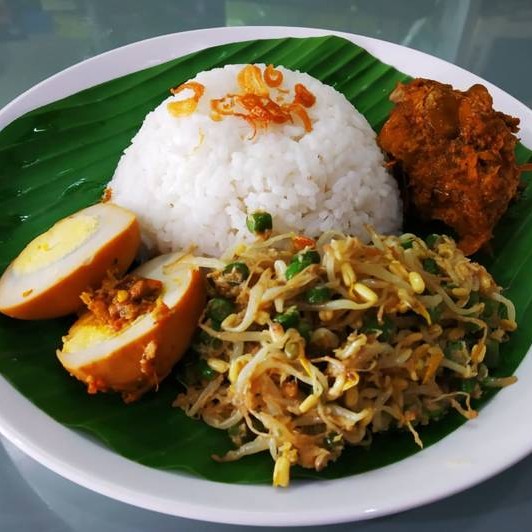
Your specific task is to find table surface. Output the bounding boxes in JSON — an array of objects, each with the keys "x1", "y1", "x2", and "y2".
[{"x1": 1, "y1": 0, "x2": 532, "y2": 530}]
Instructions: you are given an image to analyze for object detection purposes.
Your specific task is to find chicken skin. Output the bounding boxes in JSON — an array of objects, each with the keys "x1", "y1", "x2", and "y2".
[{"x1": 378, "y1": 78, "x2": 521, "y2": 255}]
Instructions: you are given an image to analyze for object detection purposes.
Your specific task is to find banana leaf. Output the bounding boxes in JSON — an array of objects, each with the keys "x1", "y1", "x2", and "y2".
[{"x1": 0, "y1": 35, "x2": 531, "y2": 483}]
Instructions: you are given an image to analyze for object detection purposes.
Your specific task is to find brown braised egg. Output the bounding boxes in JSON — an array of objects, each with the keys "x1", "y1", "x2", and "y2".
[
  {"x1": 57, "y1": 254, "x2": 205, "y2": 402},
  {"x1": 0, "y1": 203, "x2": 140, "y2": 319}
]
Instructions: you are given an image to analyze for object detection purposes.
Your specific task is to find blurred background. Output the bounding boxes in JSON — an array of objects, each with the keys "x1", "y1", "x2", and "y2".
[{"x1": 0, "y1": 0, "x2": 531, "y2": 109}]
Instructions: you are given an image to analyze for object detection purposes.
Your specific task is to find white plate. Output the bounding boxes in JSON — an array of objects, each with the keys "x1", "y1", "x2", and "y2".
[{"x1": 0, "y1": 26, "x2": 531, "y2": 527}]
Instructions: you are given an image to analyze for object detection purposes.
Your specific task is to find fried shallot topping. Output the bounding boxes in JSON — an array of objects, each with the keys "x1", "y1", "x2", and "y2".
[
  {"x1": 167, "y1": 64, "x2": 316, "y2": 137},
  {"x1": 210, "y1": 64, "x2": 316, "y2": 136},
  {"x1": 80, "y1": 273, "x2": 163, "y2": 331},
  {"x1": 167, "y1": 81, "x2": 205, "y2": 117},
  {"x1": 264, "y1": 63, "x2": 283, "y2": 87}
]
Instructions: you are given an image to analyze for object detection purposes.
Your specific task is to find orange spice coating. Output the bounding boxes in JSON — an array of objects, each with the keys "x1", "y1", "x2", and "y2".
[
  {"x1": 81, "y1": 274, "x2": 163, "y2": 331},
  {"x1": 377, "y1": 78, "x2": 521, "y2": 255}
]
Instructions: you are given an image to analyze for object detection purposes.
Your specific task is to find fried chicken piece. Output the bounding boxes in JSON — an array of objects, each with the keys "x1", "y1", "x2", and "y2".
[{"x1": 377, "y1": 78, "x2": 521, "y2": 255}]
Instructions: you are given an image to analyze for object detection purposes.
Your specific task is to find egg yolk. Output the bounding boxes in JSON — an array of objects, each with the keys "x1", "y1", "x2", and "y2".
[
  {"x1": 62, "y1": 315, "x2": 117, "y2": 353},
  {"x1": 13, "y1": 215, "x2": 99, "y2": 275}
]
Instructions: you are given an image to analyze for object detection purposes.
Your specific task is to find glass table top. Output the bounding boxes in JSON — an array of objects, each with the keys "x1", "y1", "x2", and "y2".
[{"x1": 1, "y1": 0, "x2": 531, "y2": 109}]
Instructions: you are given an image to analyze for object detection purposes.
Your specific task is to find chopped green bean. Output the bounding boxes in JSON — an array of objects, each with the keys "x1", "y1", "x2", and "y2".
[
  {"x1": 223, "y1": 262, "x2": 250, "y2": 284},
  {"x1": 425, "y1": 234, "x2": 440, "y2": 248},
  {"x1": 360, "y1": 314, "x2": 395, "y2": 342},
  {"x1": 246, "y1": 211, "x2": 272, "y2": 234},
  {"x1": 206, "y1": 298, "x2": 235, "y2": 323},
  {"x1": 305, "y1": 285, "x2": 331, "y2": 304},
  {"x1": 285, "y1": 250, "x2": 321, "y2": 280},
  {"x1": 274, "y1": 307, "x2": 300, "y2": 330},
  {"x1": 197, "y1": 359, "x2": 217, "y2": 381},
  {"x1": 422, "y1": 258, "x2": 440, "y2": 274},
  {"x1": 460, "y1": 379, "x2": 477, "y2": 394}
]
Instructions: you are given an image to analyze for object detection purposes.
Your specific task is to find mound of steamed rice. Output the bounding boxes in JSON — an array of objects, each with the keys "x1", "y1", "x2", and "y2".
[{"x1": 109, "y1": 64, "x2": 402, "y2": 257}]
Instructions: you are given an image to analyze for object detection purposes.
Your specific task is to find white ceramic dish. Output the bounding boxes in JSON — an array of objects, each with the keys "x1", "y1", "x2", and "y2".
[{"x1": 0, "y1": 26, "x2": 531, "y2": 527}]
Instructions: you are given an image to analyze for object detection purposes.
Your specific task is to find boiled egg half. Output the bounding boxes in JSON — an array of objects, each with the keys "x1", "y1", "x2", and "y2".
[
  {"x1": 0, "y1": 203, "x2": 140, "y2": 320},
  {"x1": 57, "y1": 254, "x2": 205, "y2": 402}
]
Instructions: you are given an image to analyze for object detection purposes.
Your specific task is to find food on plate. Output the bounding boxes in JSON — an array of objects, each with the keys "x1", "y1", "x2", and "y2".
[
  {"x1": 0, "y1": 203, "x2": 140, "y2": 320},
  {"x1": 57, "y1": 253, "x2": 205, "y2": 402},
  {"x1": 175, "y1": 215, "x2": 517, "y2": 486},
  {"x1": 0, "y1": 49, "x2": 525, "y2": 490},
  {"x1": 378, "y1": 78, "x2": 522, "y2": 255},
  {"x1": 108, "y1": 63, "x2": 402, "y2": 257}
]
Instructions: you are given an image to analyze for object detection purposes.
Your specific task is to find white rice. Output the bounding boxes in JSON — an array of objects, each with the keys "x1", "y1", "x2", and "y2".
[{"x1": 109, "y1": 64, "x2": 402, "y2": 257}]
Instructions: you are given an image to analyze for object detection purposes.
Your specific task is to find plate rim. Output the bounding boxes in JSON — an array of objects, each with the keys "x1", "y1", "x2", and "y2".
[{"x1": 1, "y1": 25, "x2": 532, "y2": 527}]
